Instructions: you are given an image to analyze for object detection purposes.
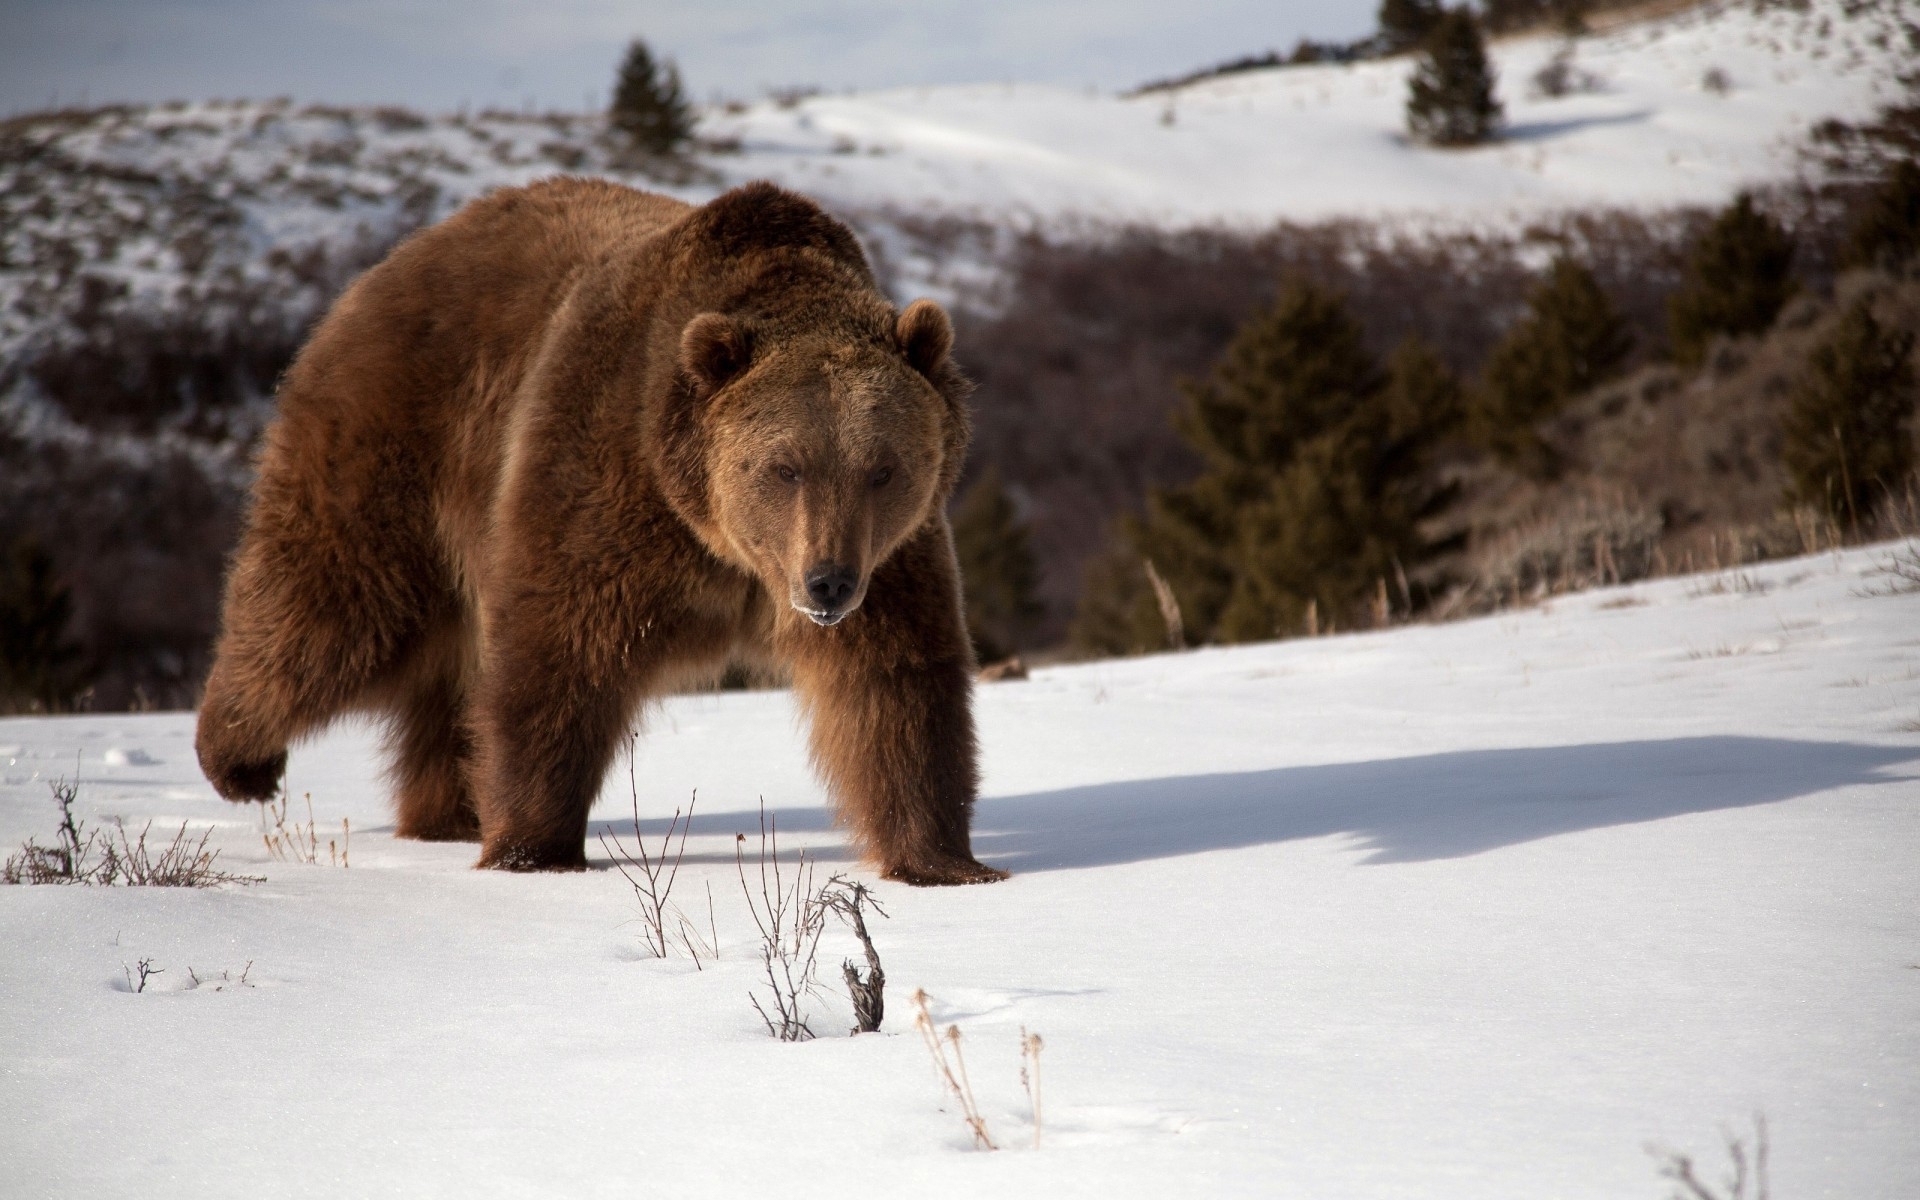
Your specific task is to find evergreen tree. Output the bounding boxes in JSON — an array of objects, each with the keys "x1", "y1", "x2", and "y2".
[
  {"x1": 0, "y1": 539, "x2": 86, "y2": 714},
  {"x1": 1782, "y1": 298, "x2": 1917, "y2": 530},
  {"x1": 951, "y1": 466, "x2": 1044, "y2": 662},
  {"x1": 1099, "y1": 283, "x2": 1459, "y2": 647},
  {"x1": 1217, "y1": 337, "x2": 1462, "y2": 638},
  {"x1": 1406, "y1": 9, "x2": 1503, "y2": 147},
  {"x1": 1843, "y1": 158, "x2": 1920, "y2": 274},
  {"x1": 1379, "y1": 0, "x2": 1444, "y2": 52},
  {"x1": 1472, "y1": 255, "x2": 1631, "y2": 472},
  {"x1": 610, "y1": 39, "x2": 694, "y2": 156},
  {"x1": 1667, "y1": 192, "x2": 1797, "y2": 368}
]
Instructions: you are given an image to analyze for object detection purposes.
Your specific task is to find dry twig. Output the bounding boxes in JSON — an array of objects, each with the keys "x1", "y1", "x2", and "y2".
[
  {"x1": 819, "y1": 877, "x2": 888, "y2": 1034},
  {"x1": 123, "y1": 957, "x2": 162, "y2": 993},
  {"x1": 1648, "y1": 1114, "x2": 1770, "y2": 1200}
]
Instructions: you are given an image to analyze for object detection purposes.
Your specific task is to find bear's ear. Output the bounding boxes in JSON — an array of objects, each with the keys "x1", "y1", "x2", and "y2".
[
  {"x1": 895, "y1": 299, "x2": 953, "y2": 380},
  {"x1": 679, "y1": 312, "x2": 752, "y2": 393}
]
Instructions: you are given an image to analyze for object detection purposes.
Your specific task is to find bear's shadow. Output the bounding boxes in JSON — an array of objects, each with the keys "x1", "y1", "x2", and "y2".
[{"x1": 590, "y1": 736, "x2": 1920, "y2": 874}]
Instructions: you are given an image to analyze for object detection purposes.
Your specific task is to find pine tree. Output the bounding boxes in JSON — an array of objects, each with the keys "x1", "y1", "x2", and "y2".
[
  {"x1": 1843, "y1": 158, "x2": 1920, "y2": 274},
  {"x1": 1217, "y1": 336, "x2": 1461, "y2": 638},
  {"x1": 1667, "y1": 192, "x2": 1797, "y2": 368},
  {"x1": 0, "y1": 539, "x2": 86, "y2": 714},
  {"x1": 1406, "y1": 9, "x2": 1503, "y2": 147},
  {"x1": 951, "y1": 466, "x2": 1044, "y2": 662},
  {"x1": 1098, "y1": 284, "x2": 1459, "y2": 647},
  {"x1": 1472, "y1": 255, "x2": 1631, "y2": 471},
  {"x1": 1379, "y1": 0, "x2": 1444, "y2": 52},
  {"x1": 1781, "y1": 298, "x2": 1917, "y2": 530},
  {"x1": 610, "y1": 39, "x2": 694, "y2": 156}
]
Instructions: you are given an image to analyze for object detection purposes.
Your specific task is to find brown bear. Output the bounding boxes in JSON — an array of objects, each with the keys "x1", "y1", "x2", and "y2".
[{"x1": 195, "y1": 177, "x2": 1005, "y2": 885}]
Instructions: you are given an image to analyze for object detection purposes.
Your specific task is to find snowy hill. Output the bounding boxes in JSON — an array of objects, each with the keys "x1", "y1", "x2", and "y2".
[
  {"x1": 3, "y1": 542, "x2": 1918, "y2": 1197},
  {"x1": 700, "y1": 0, "x2": 1917, "y2": 225},
  {"x1": 2, "y1": 0, "x2": 1912, "y2": 375}
]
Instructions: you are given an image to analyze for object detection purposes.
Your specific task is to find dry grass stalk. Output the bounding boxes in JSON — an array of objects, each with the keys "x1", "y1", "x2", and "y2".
[
  {"x1": 262, "y1": 791, "x2": 348, "y2": 866},
  {"x1": 911, "y1": 989, "x2": 996, "y2": 1150},
  {"x1": 1020, "y1": 1027, "x2": 1045, "y2": 1149},
  {"x1": 1648, "y1": 1114, "x2": 1769, "y2": 1200},
  {"x1": 737, "y1": 801, "x2": 826, "y2": 1040},
  {"x1": 1142, "y1": 558, "x2": 1184, "y2": 649},
  {"x1": 820, "y1": 877, "x2": 888, "y2": 1034}
]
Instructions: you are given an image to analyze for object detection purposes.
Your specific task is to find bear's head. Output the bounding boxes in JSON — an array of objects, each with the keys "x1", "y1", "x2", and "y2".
[
  {"x1": 648, "y1": 184, "x2": 971, "y2": 628},
  {"x1": 666, "y1": 297, "x2": 965, "y2": 626}
]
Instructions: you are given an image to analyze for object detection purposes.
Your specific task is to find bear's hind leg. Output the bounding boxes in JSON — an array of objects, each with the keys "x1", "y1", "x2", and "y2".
[{"x1": 387, "y1": 631, "x2": 482, "y2": 842}]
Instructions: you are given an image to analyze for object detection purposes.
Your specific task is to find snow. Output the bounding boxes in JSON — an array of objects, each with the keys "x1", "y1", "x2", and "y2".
[{"x1": 4, "y1": 542, "x2": 1918, "y2": 1196}]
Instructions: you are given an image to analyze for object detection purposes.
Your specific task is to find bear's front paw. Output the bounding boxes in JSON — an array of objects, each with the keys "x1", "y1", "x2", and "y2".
[
  {"x1": 882, "y1": 855, "x2": 1010, "y2": 887},
  {"x1": 476, "y1": 839, "x2": 589, "y2": 872},
  {"x1": 204, "y1": 751, "x2": 287, "y2": 803}
]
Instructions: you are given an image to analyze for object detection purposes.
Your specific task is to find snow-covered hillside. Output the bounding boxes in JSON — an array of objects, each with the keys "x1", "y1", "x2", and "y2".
[
  {"x1": 3, "y1": 542, "x2": 1917, "y2": 1197},
  {"x1": 2, "y1": 0, "x2": 1912, "y2": 374},
  {"x1": 703, "y1": 0, "x2": 1917, "y2": 224}
]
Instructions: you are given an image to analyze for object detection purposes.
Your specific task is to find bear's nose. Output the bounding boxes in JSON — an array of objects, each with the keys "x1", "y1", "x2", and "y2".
[{"x1": 804, "y1": 563, "x2": 858, "y2": 611}]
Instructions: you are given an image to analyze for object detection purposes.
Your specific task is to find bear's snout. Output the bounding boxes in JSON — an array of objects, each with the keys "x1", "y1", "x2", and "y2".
[{"x1": 800, "y1": 562, "x2": 860, "y2": 625}]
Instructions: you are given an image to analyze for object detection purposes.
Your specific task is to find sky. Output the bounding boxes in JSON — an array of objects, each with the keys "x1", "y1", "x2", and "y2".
[{"x1": 0, "y1": 0, "x2": 1381, "y2": 118}]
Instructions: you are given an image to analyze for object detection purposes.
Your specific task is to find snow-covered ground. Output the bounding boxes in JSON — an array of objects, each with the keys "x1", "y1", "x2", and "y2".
[{"x1": 3, "y1": 542, "x2": 1917, "y2": 1197}]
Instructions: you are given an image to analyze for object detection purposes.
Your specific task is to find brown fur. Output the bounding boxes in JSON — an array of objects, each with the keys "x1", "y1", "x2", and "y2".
[{"x1": 195, "y1": 179, "x2": 1004, "y2": 885}]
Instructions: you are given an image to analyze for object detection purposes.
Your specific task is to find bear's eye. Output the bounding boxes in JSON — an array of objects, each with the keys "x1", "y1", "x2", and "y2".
[
  {"x1": 870, "y1": 467, "x2": 893, "y2": 489},
  {"x1": 776, "y1": 464, "x2": 800, "y2": 484}
]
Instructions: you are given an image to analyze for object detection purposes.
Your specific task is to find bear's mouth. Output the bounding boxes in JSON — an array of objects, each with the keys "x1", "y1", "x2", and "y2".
[{"x1": 796, "y1": 606, "x2": 849, "y2": 627}]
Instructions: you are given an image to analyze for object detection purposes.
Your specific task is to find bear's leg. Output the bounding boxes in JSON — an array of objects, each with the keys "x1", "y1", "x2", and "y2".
[
  {"x1": 784, "y1": 525, "x2": 1006, "y2": 886},
  {"x1": 197, "y1": 504, "x2": 437, "y2": 804},
  {"x1": 387, "y1": 631, "x2": 481, "y2": 841},
  {"x1": 469, "y1": 613, "x2": 637, "y2": 871}
]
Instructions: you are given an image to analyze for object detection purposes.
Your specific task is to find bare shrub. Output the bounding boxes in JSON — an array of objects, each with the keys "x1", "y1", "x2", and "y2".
[
  {"x1": 1472, "y1": 489, "x2": 1663, "y2": 603},
  {"x1": 3, "y1": 775, "x2": 260, "y2": 887},
  {"x1": 1648, "y1": 1114, "x2": 1769, "y2": 1200},
  {"x1": 1531, "y1": 46, "x2": 1604, "y2": 99},
  {"x1": 600, "y1": 743, "x2": 710, "y2": 962},
  {"x1": 819, "y1": 878, "x2": 888, "y2": 1034},
  {"x1": 736, "y1": 804, "x2": 827, "y2": 1040}
]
